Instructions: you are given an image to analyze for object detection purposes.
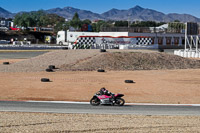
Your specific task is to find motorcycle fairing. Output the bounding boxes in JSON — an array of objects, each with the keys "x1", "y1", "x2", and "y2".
[{"x1": 98, "y1": 95, "x2": 112, "y2": 99}]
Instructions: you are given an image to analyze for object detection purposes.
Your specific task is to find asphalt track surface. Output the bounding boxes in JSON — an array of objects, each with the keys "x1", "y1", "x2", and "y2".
[
  {"x1": 0, "y1": 51, "x2": 48, "y2": 59},
  {"x1": 0, "y1": 101, "x2": 200, "y2": 116}
]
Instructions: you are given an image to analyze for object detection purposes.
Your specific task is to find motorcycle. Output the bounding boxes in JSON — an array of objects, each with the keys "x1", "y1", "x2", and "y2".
[{"x1": 90, "y1": 92, "x2": 125, "y2": 106}]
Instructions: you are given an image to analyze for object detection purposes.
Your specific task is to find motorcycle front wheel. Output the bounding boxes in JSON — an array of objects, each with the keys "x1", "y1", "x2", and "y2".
[
  {"x1": 115, "y1": 98, "x2": 125, "y2": 106},
  {"x1": 90, "y1": 97, "x2": 100, "y2": 106}
]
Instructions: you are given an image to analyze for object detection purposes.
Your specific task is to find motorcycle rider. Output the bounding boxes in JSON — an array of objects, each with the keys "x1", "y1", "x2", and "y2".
[{"x1": 99, "y1": 87, "x2": 115, "y2": 102}]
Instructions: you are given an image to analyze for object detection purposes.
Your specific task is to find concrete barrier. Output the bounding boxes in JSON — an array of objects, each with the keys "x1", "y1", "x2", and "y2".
[
  {"x1": 191, "y1": 52, "x2": 196, "y2": 58},
  {"x1": 195, "y1": 53, "x2": 199, "y2": 58},
  {"x1": 180, "y1": 51, "x2": 184, "y2": 57},
  {"x1": 188, "y1": 51, "x2": 192, "y2": 58},
  {"x1": 174, "y1": 49, "x2": 200, "y2": 58},
  {"x1": 174, "y1": 50, "x2": 177, "y2": 55},
  {"x1": 183, "y1": 51, "x2": 188, "y2": 57},
  {"x1": 177, "y1": 50, "x2": 181, "y2": 56}
]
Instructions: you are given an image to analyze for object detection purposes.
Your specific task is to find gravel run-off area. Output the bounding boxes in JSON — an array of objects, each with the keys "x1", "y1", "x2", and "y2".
[
  {"x1": 1, "y1": 49, "x2": 200, "y2": 72},
  {"x1": 0, "y1": 49, "x2": 101, "y2": 72},
  {"x1": 1, "y1": 112, "x2": 200, "y2": 133},
  {"x1": 1, "y1": 49, "x2": 200, "y2": 132}
]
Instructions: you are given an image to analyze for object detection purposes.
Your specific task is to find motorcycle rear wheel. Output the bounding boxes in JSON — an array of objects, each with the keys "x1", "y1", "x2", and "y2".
[
  {"x1": 90, "y1": 97, "x2": 100, "y2": 106},
  {"x1": 115, "y1": 98, "x2": 125, "y2": 106}
]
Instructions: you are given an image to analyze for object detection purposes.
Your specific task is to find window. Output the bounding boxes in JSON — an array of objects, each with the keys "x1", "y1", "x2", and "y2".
[{"x1": 1, "y1": 21, "x2": 5, "y2": 26}]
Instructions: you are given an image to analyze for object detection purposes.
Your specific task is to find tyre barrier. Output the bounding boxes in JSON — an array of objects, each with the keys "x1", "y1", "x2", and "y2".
[
  {"x1": 125, "y1": 80, "x2": 135, "y2": 83},
  {"x1": 97, "y1": 69, "x2": 105, "y2": 72},
  {"x1": 158, "y1": 49, "x2": 164, "y2": 52},
  {"x1": 174, "y1": 50, "x2": 200, "y2": 58},
  {"x1": 41, "y1": 78, "x2": 50, "y2": 82},
  {"x1": 3, "y1": 62, "x2": 10, "y2": 65},
  {"x1": 100, "y1": 49, "x2": 106, "y2": 52},
  {"x1": 62, "y1": 47, "x2": 68, "y2": 50},
  {"x1": 49, "y1": 65, "x2": 56, "y2": 69},
  {"x1": 46, "y1": 68, "x2": 54, "y2": 72}
]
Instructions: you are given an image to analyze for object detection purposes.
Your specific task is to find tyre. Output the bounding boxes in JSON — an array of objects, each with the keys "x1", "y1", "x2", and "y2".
[
  {"x1": 49, "y1": 65, "x2": 56, "y2": 69},
  {"x1": 158, "y1": 49, "x2": 164, "y2": 52},
  {"x1": 46, "y1": 68, "x2": 54, "y2": 72},
  {"x1": 90, "y1": 97, "x2": 100, "y2": 106},
  {"x1": 41, "y1": 78, "x2": 50, "y2": 82},
  {"x1": 97, "y1": 69, "x2": 105, "y2": 72},
  {"x1": 115, "y1": 98, "x2": 125, "y2": 106},
  {"x1": 100, "y1": 49, "x2": 106, "y2": 52},
  {"x1": 62, "y1": 47, "x2": 68, "y2": 50},
  {"x1": 125, "y1": 80, "x2": 135, "y2": 83},
  {"x1": 59, "y1": 41, "x2": 63, "y2": 45},
  {"x1": 3, "y1": 62, "x2": 9, "y2": 65}
]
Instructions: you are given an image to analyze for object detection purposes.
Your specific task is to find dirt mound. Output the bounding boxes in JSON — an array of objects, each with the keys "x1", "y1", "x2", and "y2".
[
  {"x1": 60, "y1": 52, "x2": 200, "y2": 71},
  {"x1": 0, "y1": 49, "x2": 101, "y2": 72}
]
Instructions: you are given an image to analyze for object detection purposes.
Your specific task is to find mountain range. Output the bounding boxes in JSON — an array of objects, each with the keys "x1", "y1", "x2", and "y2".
[
  {"x1": 1, "y1": 5, "x2": 200, "y2": 22},
  {"x1": 0, "y1": 7, "x2": 13, "y2": 18}
]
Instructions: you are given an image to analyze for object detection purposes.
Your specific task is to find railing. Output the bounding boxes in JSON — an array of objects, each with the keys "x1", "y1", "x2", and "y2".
[{"x1": 100, "y1": 27, "x2": 185, "y2": 34}]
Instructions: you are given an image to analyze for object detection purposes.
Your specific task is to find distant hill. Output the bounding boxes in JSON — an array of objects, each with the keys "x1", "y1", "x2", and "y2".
[
  {"x1": 1, "y1": 5, "x2": 200, "y2": 22},
  {"x1": 46, "y1": 7, "x2": 104, "y2": 20},
  {"x1": 101, "y1": 6, "x2": 200, "y2": 22},
  {"x1": 0, "y1": 7, "x2": 13, "y2": 18}
]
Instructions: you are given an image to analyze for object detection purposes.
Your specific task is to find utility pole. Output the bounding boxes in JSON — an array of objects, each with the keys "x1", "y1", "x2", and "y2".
[{"x1": 128, "y1": 14, "x2": 131, "y2": 28}]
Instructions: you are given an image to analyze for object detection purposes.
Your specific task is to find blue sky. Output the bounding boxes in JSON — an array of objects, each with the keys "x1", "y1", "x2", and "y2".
[{"x1": 1, "y1": 0, "x2": 200, "y2": 17}]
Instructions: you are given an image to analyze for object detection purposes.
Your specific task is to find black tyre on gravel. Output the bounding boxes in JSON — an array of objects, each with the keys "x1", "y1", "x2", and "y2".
[
  {"x1": 49, "y1": 65, "x2": 56, "y2": 69},
  {"x1": 100, "y1": 49, "x2": 106, "y2": 52},
  {"x1": 125, "y1": 80, "x2": 135, "y2": 83},
  {"x1": 158, "y1": 49, "x2": 164, "y2": 52},
  {"x1": 46, "y1": 68, "x2": 54, "y2": 72},
  {"x1": 3, "y1": 62, "x2": 10, "y2": 65},
  {"x1": 97, "y1": 69, "x2": 105, "y2": 72},
  {"x1": 62, "y1": 47, "x2": 68, "y2": 50},
  {"x1": 41, "y1": 78, "x2": 50, "y2": 82}
]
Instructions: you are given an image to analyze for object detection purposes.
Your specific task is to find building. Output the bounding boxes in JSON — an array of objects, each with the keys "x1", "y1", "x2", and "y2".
[{"x1": 0, "y1": 19, "x2": 13, "y2": 28}]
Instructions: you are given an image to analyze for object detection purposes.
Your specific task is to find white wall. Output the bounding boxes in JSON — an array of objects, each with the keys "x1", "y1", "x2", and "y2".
[
  {"x1": 99, "y1": 32, "x2": 129, "y2": 37},
  {"x1": 67, "y1": 31, "x2": 99, "y2": 42}
]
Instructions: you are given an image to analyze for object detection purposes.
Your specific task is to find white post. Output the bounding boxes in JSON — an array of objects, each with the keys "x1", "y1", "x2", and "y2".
[
  {"x1": 196, "y1": 36, "x2": 199, "y2": 53},
  {"x1": 190, "y1": 36, "x2": 193, "y2": 51},
  {"x1": 185, "y1": 23, "x2": 187, "y2": 50}
]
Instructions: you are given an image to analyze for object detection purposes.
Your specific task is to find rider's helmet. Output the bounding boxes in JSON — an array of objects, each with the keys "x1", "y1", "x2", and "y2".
[{"x1": 100, "y1": 87, "x2": 106, "y2": 91}]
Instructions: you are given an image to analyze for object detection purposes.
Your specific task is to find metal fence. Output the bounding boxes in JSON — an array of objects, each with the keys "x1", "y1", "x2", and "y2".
[
  {"x1": 100, "y1": 27, "x2": 186, "y2": 34},
  {"x1": 100, "y1": 27, "x2": 152, "y2": 33}
]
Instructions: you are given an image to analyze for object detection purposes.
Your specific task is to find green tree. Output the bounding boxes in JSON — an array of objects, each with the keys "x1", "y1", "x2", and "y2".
[
  {"x1": 130, "y1": 21, "x2": 165, "y2": 27},
  {"x1": 13, "y1": 10, "x2": 65, "y2": 29},
  {"x1": 82, "y1": 19, "x2": 91, "y2": 25},
  {"x1": 70, "y1": 12, "x2": 82, "y2": 29},
  {"x1": 114, "y1": 21, "x2": 128, "y2": 27},
  {"x1": 91, "y1": 23, "x2": 97, "y2": 32},
  {"x1": 168, "y1": 22, "x2": 185, "y2": 33},
  {"x1": 54, "y1": 21, "x2": 70, "y2": 32}
]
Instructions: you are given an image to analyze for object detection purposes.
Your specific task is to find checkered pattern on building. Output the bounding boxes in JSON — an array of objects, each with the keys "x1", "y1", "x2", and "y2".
[
  {"x1": 136, "y1": 38, "x2": 152, "y2": 45},
  {"x1": 73, "y1": 37, "x2": 96, "y2": 49}
]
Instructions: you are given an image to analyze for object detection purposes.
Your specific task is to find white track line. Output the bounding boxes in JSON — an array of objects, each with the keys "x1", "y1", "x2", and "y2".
[{"x1": 26, "y1": 101, "x2": 200, "y2": 106}]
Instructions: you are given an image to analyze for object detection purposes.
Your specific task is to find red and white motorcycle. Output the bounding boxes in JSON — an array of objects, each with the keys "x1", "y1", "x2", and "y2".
[{"x1": 90, "y1": 92, "x2": 125, "y2": 106}]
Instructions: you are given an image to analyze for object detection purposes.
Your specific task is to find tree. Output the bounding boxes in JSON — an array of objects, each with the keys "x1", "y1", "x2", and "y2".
[
  {"x1": 54, "y1": 21, "x2": 70, "y2": 32},
  {"x1": 114, "y1": 21, "x2": 128, "y2": 27},
  {"x1": 168, "y1": 22, "x2": 185, "y2": 33},
  {"x1": 13, "y1": 10, "x2": 65, "y2": 29},
  {"x1": 130, "y1": 21, "x2": 165, "y2": 27},
  {"x1": 70, "y1": 12, "x2": 82, "y2": 29},
  {"x1": 91, "y1": 23, "x2": 97, "y2": 32},
  {"x1": 82, "y1": 19, "x2": 91, "y2": 25}
]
